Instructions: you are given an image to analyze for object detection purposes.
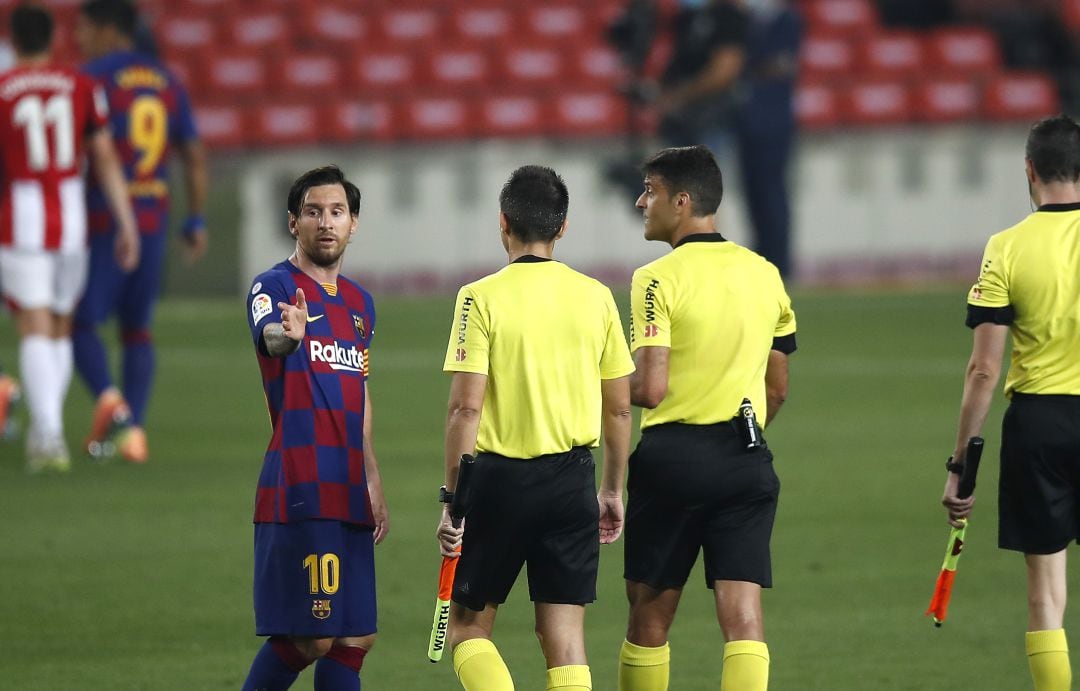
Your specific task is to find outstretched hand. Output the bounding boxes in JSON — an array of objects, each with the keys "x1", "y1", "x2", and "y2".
[{"x1": 278, "y1": 288, "x2": 308, "y2": 343}]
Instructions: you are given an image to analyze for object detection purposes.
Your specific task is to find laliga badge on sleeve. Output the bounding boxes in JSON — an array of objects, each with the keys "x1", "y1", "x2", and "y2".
[{"x1": 251, "y1": 294, "x2": 273, "y2": 324}]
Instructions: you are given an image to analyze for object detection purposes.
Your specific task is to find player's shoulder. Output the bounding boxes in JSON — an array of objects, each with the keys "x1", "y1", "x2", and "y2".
[
  {"x1": 249, "y1": 262, "x2": 297, "y2": 295},
  {"x1": 556, "y1": 262, "x2": 615, "y2": 298},
  {"x1": 337, "y1": 274, "x2": 374, "y2": 307},
  {"x1": 634, "y1": 248, "x2": 680, "y2": 281}
]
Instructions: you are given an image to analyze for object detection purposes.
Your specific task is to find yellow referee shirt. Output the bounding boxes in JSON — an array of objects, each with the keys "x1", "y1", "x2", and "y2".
[
  {"x1": 630, "y1": 234, "x2": 796, "y2": 429},
  {"x1": 967, "y1": 202, "x2": 1080, "y2": 396},
  {"x1": 443, "y1": 256, "x2": 635, "y2": 459}
]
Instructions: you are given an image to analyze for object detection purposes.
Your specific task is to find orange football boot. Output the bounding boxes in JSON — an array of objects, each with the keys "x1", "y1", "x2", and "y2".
[
  {"x1": 117, "y1": 426, "x2": 148, "y2": 464},
  {"x1": 0, "y1": 374, "x2": 20, "y2": 440},
  {"x1": 85, "y1": 389, "x2": 132, "y2": 458}
]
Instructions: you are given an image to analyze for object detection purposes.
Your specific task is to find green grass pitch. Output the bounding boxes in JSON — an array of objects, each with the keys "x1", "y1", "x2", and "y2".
[{"x1": 0, "y1": 289, "x2": 1073, "y2": 689}]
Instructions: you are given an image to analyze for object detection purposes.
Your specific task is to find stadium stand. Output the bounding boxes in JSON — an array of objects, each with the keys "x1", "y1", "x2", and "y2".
[{"x1": 3, "y1": 0, "x2": 1069, "y2": 148}]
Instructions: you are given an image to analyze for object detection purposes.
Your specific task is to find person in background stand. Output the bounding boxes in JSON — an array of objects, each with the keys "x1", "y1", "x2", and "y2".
[{"x1": 734, "y1": 0, "x2": 802, "y2": 278}]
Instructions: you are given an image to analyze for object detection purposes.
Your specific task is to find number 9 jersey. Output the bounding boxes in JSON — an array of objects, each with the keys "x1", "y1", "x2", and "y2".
[
  {"x1": 0, "y1": 62, "x2": 107, "y2": 251},
  {"x1": 81, "y1": 50, "x2": 197, "y2": 237}
]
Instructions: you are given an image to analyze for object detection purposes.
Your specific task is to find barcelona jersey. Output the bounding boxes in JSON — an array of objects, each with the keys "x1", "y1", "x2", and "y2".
[
  {"x1": 81, "y1": 50, "x2": 196, "y2": 236},
  {"x1": 246, "y1": 261, "x2": 376, "y2": 526}
]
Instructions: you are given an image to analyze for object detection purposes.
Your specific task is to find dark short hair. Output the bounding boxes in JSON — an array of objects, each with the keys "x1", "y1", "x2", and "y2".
[
  {"x1": 287, "y1": 165, "x2": 361, "y2": 217},
  {"x1": 499, "y1": 165, "x2": 569, "y2": 242},
  {"x1": 1026, "y1": 115, "x2": 1080, "y2": 184},
  {"x1": 641, "y1": 145, "x2": 724, "y2": 217},
  {"x1": 79, "y1": 0, "x2": 137, "y2": 38},
  {"x1": 11, "y1": 4, "x2": 53, "y2": 55}
]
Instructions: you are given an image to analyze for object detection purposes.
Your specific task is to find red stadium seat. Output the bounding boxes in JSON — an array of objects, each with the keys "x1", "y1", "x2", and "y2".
[
  {"x1": 353, "y1": 49, "x2": 418, "y2": 95},
  {"x1": 521, "y1": 5, "x2": 591, "y2": 41},
  {"x1": 421, "y1": 45, "x2": 492, "y2": 93},
  {"x1": 301, "y1": 4, "x2": 372, "y2": 45},
  {"x1": 322, "y1": 101, "x2": 395, "y2": 142},
  {"x1": 156, "y1": 14, "x2": 218, "y2": 55},
  {"x1": 802, "y1": 0, "x2": 880, "y2": 36},
  {"x1": 477, "y1": 94, "x2": 548, "y2": 138},
  {"x1": 278, "y1": 55, "x2": 345, "y2": 97},
  {"x1": 228, "y1": 12, "x2": 290, "y2": 52},
  {"x1": 1064, "y1": 0, "x2": 1080, "y2": 32},
  {"x1": 448, "y1": 5, "x2": 516, "y2": 44},
  {"x1": 399, "y1": 96, "x2": 474, "y2": 140},
  {"x1": 498, "y1": 44, "x2": 564, "y2": 89},
  {"x1": 983, "y1": 72, "x2": 1060, "y2": 121},
  {"x1": 842, "y1": 80, "x2": 914, "y2": 125},
  {"x1": 205, "y1": 53, "x2": 269, "y2": 99},
  {"x1": 858, "y1": 31, "x2": 925, "y2": 79},
  {"x1": 795, "y1": 81, "x2": 841, "y2": 129},
  {"x1": 550, "y1": 91, "x2": 627, "y2": 137},
  {"x1": 799, "y1": 35, "x2": 856, "y2": 80},
  {"x1": 378, "y1": 8, "x2": 442, "y2": 45},
  {"x1": 253, "y1": 104, "x2": 321, "y2": 147},
  {"x1": 194, "y1": 104, "x2": 248, "y2": 149},
  {"x1": 570, "y1": 43, "x2": 624, "y2": 89},
  {"x1": 913, "y1": 78, "x2": 981, "y2": 123},
  {"x1": 924, "y1": 28, "x2": 1001, "y2": 77}
]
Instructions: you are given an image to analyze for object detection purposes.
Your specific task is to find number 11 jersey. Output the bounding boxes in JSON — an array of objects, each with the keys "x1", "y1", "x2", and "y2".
[{"x1": 0, "y1": 63, "x2": 107, "y2": 251}]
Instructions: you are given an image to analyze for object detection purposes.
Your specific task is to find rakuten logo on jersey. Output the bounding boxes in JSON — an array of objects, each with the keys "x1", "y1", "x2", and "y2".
[{"x1": 309, "y1": 338, "x2": 369, "y2": 375}]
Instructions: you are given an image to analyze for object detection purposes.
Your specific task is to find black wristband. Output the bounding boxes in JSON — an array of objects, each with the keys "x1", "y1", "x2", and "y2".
[
  {"x1": 439, "y1": 486, "x2": 454, "y2": 504},
  {"x1": 945, "y1": 457, "x2": 965, "y2": 474}
]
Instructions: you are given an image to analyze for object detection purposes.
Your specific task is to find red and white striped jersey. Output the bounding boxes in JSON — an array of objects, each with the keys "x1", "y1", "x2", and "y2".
[{"x1": 0, "y1": 63, "x2": 107, "y2": 251}]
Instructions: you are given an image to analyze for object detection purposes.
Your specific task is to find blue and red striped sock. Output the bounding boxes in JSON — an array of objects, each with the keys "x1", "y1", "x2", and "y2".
[
  {"x1": 313, "y1": 644, "x2": 366, "y2": 690},
  {"x1": 241, "y1": 637, "x2": 311, "y2": 691}
]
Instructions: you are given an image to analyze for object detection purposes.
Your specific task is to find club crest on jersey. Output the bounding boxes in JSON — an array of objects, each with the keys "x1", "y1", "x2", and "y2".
[
  {"x1": 353, "y1": 314, "x2": 367, "y2": 340},
  {"x1": 312, "y1": 599, "x2": 332, "y2": 620},
  {"x1": 309, "y1": 337, "x2": 369, "y2": 375}
]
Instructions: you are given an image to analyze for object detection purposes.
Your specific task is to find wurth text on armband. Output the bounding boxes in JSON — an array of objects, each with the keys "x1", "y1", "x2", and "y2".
[{"x1": 457, "y1": 296, "x2": 474, "y2": 344}]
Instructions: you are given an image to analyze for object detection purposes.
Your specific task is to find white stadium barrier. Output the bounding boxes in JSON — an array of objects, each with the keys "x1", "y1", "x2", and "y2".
[{"x1": 240, "y1": 125, "x2": 1033, "y2": 293}]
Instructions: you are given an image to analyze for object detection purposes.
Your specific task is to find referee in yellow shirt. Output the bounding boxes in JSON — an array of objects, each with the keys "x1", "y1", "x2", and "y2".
[
  {"x1": 616, "y1": 145, "x2": 796, "y2": 691},
  {"x1": 942, "y1": 115, "x2": 1080, "y2": 691},
  {"x1": 437, "y1": 165, "x2": 635, "y2": 691}
]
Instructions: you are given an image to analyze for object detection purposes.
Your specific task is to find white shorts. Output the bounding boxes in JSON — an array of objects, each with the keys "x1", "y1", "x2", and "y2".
[{"x1": 0, "y1": 248, "x2": 88, "y2": 314}]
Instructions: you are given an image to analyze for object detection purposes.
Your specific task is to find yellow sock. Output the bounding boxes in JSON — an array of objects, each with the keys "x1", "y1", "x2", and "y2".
[
  {"x1": 453, "y1": 638, "x2": 514, "y2": 691},
  {"x1": 547, "y1": 664, "x2": 591, "y2": 690},
  {"x1": 721, "y1": 640, "x2": 769, "y2": 691},
  {"x1": 1027, "y1": 629, "x2": 1071, "y2": 691},
  {"x1": 618, "y1": 639, "x2": 670, "y2": 691}
]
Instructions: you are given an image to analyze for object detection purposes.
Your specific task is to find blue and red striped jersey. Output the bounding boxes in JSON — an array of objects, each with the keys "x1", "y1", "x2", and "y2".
[
  {"x1": 246, "y1": 260, "x2": 376, "y2": 526},
  {"x1": 81, "y1": 50, "x2": 197, "y2": 236}
]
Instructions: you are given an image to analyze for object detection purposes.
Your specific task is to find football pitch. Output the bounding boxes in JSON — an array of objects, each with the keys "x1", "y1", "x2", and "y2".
[{"x1": 0, "y1": 288, "x2": 1071, "y2": 690}]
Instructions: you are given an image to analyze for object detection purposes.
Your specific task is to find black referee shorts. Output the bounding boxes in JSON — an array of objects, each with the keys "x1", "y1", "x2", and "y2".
[
  {"x1": 624, "y1": 422, "x2": 779, "y2": 590},
  {"x1": 452, "y1": 447, "x2": 600, "y2": 612},
  {"x1": 999, "y1": 393, "x2": 1080, "y2": 554}
]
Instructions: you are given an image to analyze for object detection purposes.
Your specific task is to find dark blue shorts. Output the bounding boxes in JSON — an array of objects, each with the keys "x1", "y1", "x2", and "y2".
[
  {"x1": 253, "y1": 520, "x2": 377, "y2": 638},
  {"x1": 75, "y1": 230, "x2": 167, "y2": 330}
]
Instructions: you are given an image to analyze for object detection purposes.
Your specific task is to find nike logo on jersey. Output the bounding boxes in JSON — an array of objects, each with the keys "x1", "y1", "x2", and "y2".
[{"x1": 306, "y1": 314, "x2": 325, "y2": 323}]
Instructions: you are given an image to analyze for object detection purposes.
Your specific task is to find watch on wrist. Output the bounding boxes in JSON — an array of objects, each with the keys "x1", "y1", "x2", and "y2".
[
  {"x1": 439, "y1": 486, "x2": 454, "y2": 504},
  {"x1": 945, "y1": 456, "x2": 965, "y2": 474}
]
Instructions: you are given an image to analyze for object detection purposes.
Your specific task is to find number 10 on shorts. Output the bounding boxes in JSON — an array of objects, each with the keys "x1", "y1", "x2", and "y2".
[{"x1": 303, "y1": 553, "x2": 340, "y2": 595}]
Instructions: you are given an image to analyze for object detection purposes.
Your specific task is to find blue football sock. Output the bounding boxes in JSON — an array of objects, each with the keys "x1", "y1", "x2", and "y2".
[
  {"x1": 121, "y1": 331, "x2": 153, "y2": 426},
  {"x1": 242, "y1": 638, "x2": 310, "y2": 691},
  {"x1": 72, "y1": 323, "x2": 111, "y2": 398},
  {"x1": 314, "y1": 645, "x2": 366, "y2": 691}
]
